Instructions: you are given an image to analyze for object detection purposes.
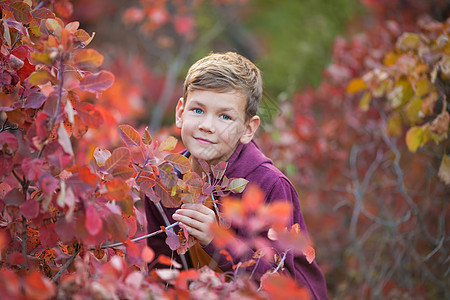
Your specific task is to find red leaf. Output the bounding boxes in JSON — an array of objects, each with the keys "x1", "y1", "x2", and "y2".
[
  {"x1": 38, "y1": 173, "x2": 59, "y2": 195},
  {"x1": 3, "y1": 188, "x2": 25, "y2": 207},
  {"x1": 24, "y1": 271, "x2": 56, "y2": 300},
  {"x1": 0, "y1": 154, "x2": 13, "y2": 178},
  {"x1": 158, "y1": 162, "x2": 178, "y2": 189},
  {"x1": 25, "y1": 92, "x2": 46, "y2": 109},
  {"x1": 112, "y1": 165, "x2": 135, "y2": 179},
  {"x1": 165, "y1": 229, "x2": 180, "y2": 251},
  {"x1": 53, "y1": 0, "x2": 73, "y2": 19},
  {"x1": 74, "y1": 101, "x2": 104, "y2": 128},
  {"x1": 32, "y1": 8, "x2": 56, "y2": 20},
  {"x1": 118, "y1": 124, "x2": 141, "y2": 147},
  {"x1": 78, "y1": 166, "x2": 98, "y2": 186},
  {"x1": 7, "y1": 251, "x2": 25, "y2": 265},
  {"x1": 124, "y1": 238, "x2": 139, "y2": 258},
  {"x1": 0, "y1": 132, "x2": 18, "y2": 153},
  {"x1": 164, "y1": 153, "x2": 190, "y2": 174},
  {"x1": 10, "y1": 2, "x2": 32, "y2": 24},
  {"x1": 104, "y1": 147, "x2": 131, "y2": 173},
  {"x1": 79, "y1": 71, "x2": 115, "y2": 93},
  {"x1": 39, "y1": 223, "x2": 58, "y2": 247},
  {"x1": 85, "y1": 203, "x2": 102, "y2": 236},
  {"x1": 174, "y1": 15, "x2": 195, "y2": 35},
  {"x1": 212, "y1": 161, "x2": 227, "y2": 180},
  {"x1": 155, "y1": 181, "x2": 181, "y2": 208},
  {"x1": 105, "y1": 213, "x2": 128, "y2": 241},
  {"x1": 20, "y1": 199, "x2": 39, "y2": 219},
  {"x1": 55, "y1": 217, "x2": 75, "y2": 243}
]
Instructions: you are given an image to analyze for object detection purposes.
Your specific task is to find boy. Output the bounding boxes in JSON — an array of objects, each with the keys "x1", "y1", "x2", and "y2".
[{"x1": 145, "y1": 52, "x2": 328, "y2": 299}]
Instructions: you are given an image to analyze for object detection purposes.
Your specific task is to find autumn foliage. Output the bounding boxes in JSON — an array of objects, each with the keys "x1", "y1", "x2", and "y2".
[
  {"x1": 259, "y1": 1, "x2": 449, "y2": 298},
  {"x1": 0, "y1": 1, "x2": 317, "y2": 299}
]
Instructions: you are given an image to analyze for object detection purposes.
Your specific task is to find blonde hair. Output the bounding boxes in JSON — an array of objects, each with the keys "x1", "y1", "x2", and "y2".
[{"x1": 183, "y1": 52, "x2": 262, "y2": 120}]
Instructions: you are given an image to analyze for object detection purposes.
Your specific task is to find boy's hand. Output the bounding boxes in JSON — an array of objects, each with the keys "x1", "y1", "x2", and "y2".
[{"x1": 172, "y1": 203, "x2": 217, "y2": 246}]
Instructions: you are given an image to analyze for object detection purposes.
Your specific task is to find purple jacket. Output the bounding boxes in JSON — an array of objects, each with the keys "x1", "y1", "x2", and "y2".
[{"x1": 145, "y1": 140, "x2": 328, "y2": 299}]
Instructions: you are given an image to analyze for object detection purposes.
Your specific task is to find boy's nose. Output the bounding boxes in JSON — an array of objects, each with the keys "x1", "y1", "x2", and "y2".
[{"x1": 198, "y1": 115, "x2": 215, "y2": 133}]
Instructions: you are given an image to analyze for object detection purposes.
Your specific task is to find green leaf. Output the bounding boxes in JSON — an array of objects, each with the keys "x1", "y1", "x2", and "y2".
[
  {"x1": 226, "y1": 178, "x2": 249, "y2": 193},
  {"x1": 28, "y1": 69, "x2": 56, "y2": 85},
  {"x1": 438, "y1": 155, "x2": 450, "y2": 185}
]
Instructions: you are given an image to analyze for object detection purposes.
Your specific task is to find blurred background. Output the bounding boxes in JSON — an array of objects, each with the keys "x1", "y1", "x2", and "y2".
[{"x1": 66, "y1": 0, "x2": 449, "y2": 298}]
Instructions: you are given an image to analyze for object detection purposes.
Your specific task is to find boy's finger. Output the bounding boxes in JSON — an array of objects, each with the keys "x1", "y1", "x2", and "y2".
[{"x1": 173, "y1": 213, "x2": 204, "y2": 230}]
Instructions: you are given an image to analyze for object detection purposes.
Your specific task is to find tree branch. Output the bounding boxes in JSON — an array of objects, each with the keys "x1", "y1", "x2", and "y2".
[{"x1": 52, "y1": 243, "x2": 81, "y2": 282}]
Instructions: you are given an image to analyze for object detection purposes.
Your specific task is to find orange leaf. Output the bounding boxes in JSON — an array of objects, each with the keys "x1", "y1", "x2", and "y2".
[
  {"x1": 242, "y1": 183, "x2": 264, "y2": 213},
  {"x1": 303, "y1": 245, "x2": 316, "y2": 264},
  {"x1": 142, "y1": 245, "x2": 155, "y2": 263},
  {"x1": 346, "y1": 78, "x2": 367, "y2": 94},
  {"x1": 158, "y1": 254, "x2": 182, "y2": 268},
  {"x1": 105, "y1": 178, "x2": 130, "y2": 201},
  {"x1": 24, "y1": 271, "x2": 56, "y2": 300},
  {"x1": 118, "y1": 124, "x2": 141, "y2": 147},
  {"x1": 74, "y1": 49, "x2": 104, "y2": 68}
]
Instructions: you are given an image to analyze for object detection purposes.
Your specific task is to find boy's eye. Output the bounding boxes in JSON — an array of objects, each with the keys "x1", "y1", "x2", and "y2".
[
  {"x1": 220, "y1": 114, "x2": 231, "y2": 120},
  {"x1": 193, "y1": 108, "x2": 203, "y2": 114}
]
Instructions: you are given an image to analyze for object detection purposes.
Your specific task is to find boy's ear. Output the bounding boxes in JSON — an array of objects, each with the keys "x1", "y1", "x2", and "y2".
[
  {"x1": 175, "y1": 97, "x2": 184, "y2": 128},
  {"x1": 239, "y1": 115, "x2": 260, "y2": 144}
]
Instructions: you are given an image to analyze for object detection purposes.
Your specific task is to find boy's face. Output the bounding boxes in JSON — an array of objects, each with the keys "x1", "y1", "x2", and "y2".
[{"x1": 176, "y1": 90, "x2": 259, "y2": 165}]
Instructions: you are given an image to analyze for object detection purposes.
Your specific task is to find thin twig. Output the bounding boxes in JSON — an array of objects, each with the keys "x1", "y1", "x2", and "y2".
[
  {"x1": 99, "y1": 221, "x2": 179, "y2": 249},
  {"x1": 52, "y1": 244, "x2": 81, "y2": 282}
]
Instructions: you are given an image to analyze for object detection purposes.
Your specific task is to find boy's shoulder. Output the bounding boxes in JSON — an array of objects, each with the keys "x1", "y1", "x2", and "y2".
[{"x1": 226, "y1": 140, "x2": 296, "y2": 200}]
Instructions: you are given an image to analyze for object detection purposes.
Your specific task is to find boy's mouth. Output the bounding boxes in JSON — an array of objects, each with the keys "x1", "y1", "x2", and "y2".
[{"x1": 194, "y1": 137, "x2": 215, "y2": 144}]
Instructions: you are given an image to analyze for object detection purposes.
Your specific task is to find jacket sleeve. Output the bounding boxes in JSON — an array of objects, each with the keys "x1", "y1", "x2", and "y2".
[{"x1": 201, "y1": 177, "x2": 329, "y2": 300}]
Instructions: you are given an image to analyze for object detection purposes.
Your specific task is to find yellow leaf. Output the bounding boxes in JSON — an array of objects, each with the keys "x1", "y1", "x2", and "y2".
[
  {"x1": 438, "y1": 155, "x2": 450, "y2": 185},
  {"x1": 359, "y1": 92, "x2": 371, "y2": 112},
  {"x1": 346, "y1": 78, "x2": 367, "y2": 94},
  {"x1": 158, "y1": 136, "x2": 177, "y2": 152},
  {"x1": 405, "y1": 126, "x2": 424, "y2": 152},
  {"x1": 387, "y1": 112, "x2": 403, "y2": 137},
  {"x1": 383, "y1": 51, "x2": 398, "y2": 66}
]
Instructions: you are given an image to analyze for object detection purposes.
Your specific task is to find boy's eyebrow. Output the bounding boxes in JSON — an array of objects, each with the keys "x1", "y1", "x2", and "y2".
[{"x1": 188, "y1": 100, "x2": 239, "y2": 113}]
